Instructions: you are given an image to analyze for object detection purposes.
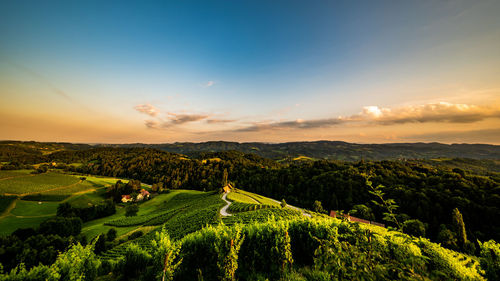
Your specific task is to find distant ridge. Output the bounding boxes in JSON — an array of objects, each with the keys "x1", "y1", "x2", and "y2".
[{"x1": 97, "y1": 140, "x2": 500, "y2": 160}]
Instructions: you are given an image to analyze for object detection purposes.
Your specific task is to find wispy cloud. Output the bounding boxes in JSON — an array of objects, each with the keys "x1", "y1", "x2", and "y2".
[
  {"x1": 233, "y1": 102, "x2": 500, "y2": 132},
  {"x1": 134, "y1": 104, "x2": 159, "y2": 117},
  {"x1": 206, "y1": 119, "x2": 236, "y2": 124},
  {"x1": 166, "y1": 112, "x2": 209, "y2": 125},
  {"x1": 204, "y1": 81, "x2": 215, "y2": 87}
]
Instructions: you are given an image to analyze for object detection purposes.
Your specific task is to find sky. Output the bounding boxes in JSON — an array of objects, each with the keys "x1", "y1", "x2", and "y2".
[{"x1": 1, "y1": 0, "x2": 499, "y2": 144}]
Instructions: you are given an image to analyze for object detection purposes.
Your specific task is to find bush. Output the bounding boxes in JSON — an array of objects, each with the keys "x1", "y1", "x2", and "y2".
[
  {"x1": 38, "y1": 217, "x2": 82, "y2": 237},
  {"x1": 178, "y1": 224, "x2": 244, "y2": 281},
  {"x1": 125, "y1": 204, "x2": 139, "y2": 217},
  {"x1": 479, "y1": 240, "x2": 500, "y2": 280},
  {"x1": 150, "y1": 228, "x2": 182, "y2": 281},
  {"x1": 238, "y1": 220, "x2": 293, "y2": 278},
  {"x1": 121, "y1": 243, "x2": 151, "y2": 278},
  {"x1": 402, "y1": 219, "x2": 426, "y2": 237},
  {"x1": 128, "y1": 230, "x2": 143, "y2": 240},
  {"x1": 106, "y1": 228, "x2": 117, "y2": 241}
]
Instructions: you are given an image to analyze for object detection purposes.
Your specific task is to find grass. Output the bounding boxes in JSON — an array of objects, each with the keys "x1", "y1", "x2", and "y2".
[
  {"x1": 0, "y1": 170, "x2": 33, "y2": 179},
  {"x1": 235, "y1": 188, "x2": 281, "y2": 207},
  {"x1": 10, "y1": 200, "x2": 60, "y2": 217},
  {"x1": 227, "y1": 189, "x2": 260, "y2": 204},
  {"x1": 0, "y1": 216, "x2": 49, "y2": 235},
  {"x1": 0, "y1": 171, "x2": 79, "y2": 195}
]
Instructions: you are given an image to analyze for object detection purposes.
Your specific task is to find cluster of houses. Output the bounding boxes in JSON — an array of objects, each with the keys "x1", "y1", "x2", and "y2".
[{"x1": 121, "y1": 189, "x2": 150, "y2": 203}]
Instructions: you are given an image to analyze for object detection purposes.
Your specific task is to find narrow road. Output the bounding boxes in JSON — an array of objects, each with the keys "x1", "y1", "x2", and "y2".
[
  {"x1": 220, "y1": 192, "x2": 232, "y2": 217},
  {"x1": 269, "y1": 198, "x2": 311, "y2": 218}
]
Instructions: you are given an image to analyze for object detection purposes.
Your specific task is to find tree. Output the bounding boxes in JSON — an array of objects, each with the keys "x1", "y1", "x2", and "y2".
[
  {"x1": 222, "y1": 168, "x2": 228, "y2": 186},
  {"x1": 402, "y1": 219, "x2": 426, "y2": 237},
  {"x1": 281, "y1": 199, "x2": 287, "y2": 208},
  {"x1": 106, "y1": 228, "x2": 117, "y2": 241},
  {"x1": 126, "y1": 204, "x2": 139, "y2": 217},
  {"x1": 313, "y1": 200, "x2": 325, "y2": 213},
  {"x1": 452, "y1": 208, "x2": 468, "y2": 249},
  {"x1": 349, "y1": 204, "x2": 374, "y2": 221}
]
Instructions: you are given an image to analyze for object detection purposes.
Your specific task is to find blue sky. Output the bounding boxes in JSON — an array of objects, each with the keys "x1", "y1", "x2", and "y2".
[{"x1": 1, "y1": 0, "x2": 499, "y2": 143}]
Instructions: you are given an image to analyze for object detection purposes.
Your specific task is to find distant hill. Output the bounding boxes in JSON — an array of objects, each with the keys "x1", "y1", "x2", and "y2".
[
  {"x1": 103, "y1": 141, "x2": 500, "y2": 160},
  {"x1": 1, "y1": 140, "x2": 499, "y2": 161}
]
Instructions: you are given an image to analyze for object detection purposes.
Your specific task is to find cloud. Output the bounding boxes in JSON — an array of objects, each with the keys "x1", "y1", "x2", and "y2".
[
  {"x1": 166, "y1": 112, "x2": 209, "y2": 125},
  {"x1": 206, "y1": 119, "x2": 236, "y2": 124},
  {"x1": 233, "y1": 102, "x2": 500, "y2": 132},
  {"x1": 134, "y1": 104, "x2": 159, "y2": 117},
  {"x1": 204, "y1": 81, "x2": 215, "y2": 87},
  {"x1": 358, "y1": 102, "x2": 500, "y2": 125},
  {"x1": 144, "y1": 120, "x2": 159, "y2": 129}
]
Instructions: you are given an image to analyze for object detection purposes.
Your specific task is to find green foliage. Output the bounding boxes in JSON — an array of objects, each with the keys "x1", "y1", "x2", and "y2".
[
  {"x1": 280, "y1": 199, "x2": 287, "y2": 208},
  {"x1": 452, "y1": 208, "x2": 468, "y2": 248},
  {"x1": 121, "y1": 243, "x2": 151, "y2": 278},
  {"x1": 238, "y1": 220, "x2": 293, "y2": 278},
  {"x1": 106, "y1": 228, "x2": 117, "y2": 241},
  {"x1": 150, "y1": 228, "x2": 182, "y2": 281},
  {"x1": 402, "y1": 219, "x2": 426, "y2": 237},
  {"x1": 0, "y1": 196, "x2": 16, "y2": 214},
  {"x1": 366, "y1": 178, "x2": 401, "y2": 230},
  {"x1": 0, "y1": 172, "x2": 79, "y2": 195},
  {"x1": 348, "y1": 204, "x2": 375, "y2": 220},
  {"x1": 2, "y1": 243, "x2": 101, "y2": 281},
  {"x1": 178, "y1": 224, "x2": 244, "y2": 281},
  {"x1": 479, "y1": 240, "x2": 500, "y2": 280},
  {"x1": 312, "y1": 200, "x2": 325, "y2": 214},
  {"x1": 125, "y1": 204, "x2": 139, "y2": 217},
  {"x1": 227, "y1": 202, "x2": 276, "y2": 213}
]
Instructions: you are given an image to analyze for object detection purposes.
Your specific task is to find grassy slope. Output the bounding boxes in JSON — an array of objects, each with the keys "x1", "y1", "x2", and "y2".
[{"x1": 0, "y1": 170, "x2": 139, "y2": 235}]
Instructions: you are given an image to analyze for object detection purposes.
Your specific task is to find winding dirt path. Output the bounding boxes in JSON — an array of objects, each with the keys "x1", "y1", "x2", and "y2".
[{"x1": 220, "y1": 192, "x2": 232, "y2": 217}]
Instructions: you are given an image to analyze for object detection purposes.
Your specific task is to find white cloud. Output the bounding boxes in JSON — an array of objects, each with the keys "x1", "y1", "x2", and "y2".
[
  {"x1": 205, "y1": 81, "x2": 215, "y2": 87},
  {"x1": 134, "y1": 104, "x2": 159, "y2": 117}
]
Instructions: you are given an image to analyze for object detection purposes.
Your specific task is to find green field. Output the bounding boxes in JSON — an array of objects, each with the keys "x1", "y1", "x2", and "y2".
[
  {"x1": 0, "y1": 171, "x2": 80, "y2": 195},
  {"x1": 0, "y1": 169, "x2": 33, "y2": 179},
  {"x1": 0, "y1": 171, "x2": 136, "y2": 235},
  {"x1": 10, "y1": 200, "x2": 60, "y2": 217}
]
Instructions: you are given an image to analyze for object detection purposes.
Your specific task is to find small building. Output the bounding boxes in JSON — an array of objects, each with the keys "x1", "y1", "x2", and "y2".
[
  {"x1": 121, "y1": 195, "x2": 132, "y2": 203},
  {"x1": 136, "y1": 189, "x2": 150, "y2": 201},
  {"x1": 223, "y1": 183, "x2": 233, "y2": 193}
]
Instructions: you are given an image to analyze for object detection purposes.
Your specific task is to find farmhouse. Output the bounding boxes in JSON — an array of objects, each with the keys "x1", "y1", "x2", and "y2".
[
  {"x1": 136, "y1": 189, "x2": 150, "y2": 201},
  {"x1": 121, "y1": 195, "x2": 132, "y2": 203}
]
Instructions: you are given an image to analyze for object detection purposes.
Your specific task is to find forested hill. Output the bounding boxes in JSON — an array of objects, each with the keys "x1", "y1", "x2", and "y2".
[
  {"x1": 106, "y1": 141, "x2": 500, "y2": 160},
  {"x1": 2, "y1": 140, "x2": 499, "y2": 160}
]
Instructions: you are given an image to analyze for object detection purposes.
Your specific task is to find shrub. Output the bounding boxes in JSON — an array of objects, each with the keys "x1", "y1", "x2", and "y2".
[
  {"x1": 125, "y1": 204, "x2": 139, "y2": 217},
  {"x1": 238, "y1": 220, "x2": 293, "y2": 278},
  {"x1": 121, "y1": 243, "x2": 151, "y2": 278},
  {"x1": 178, "y1": 224, "x2": 244, "y2": 281},
  {"x1": 402, "y1": 219, "x2": 426, "y2": 237},
  {"x1": 150, "y1": 228, "x2": 182, "y2": 281},
  {"x1": 479, "y1": 240, "x2": 500, "y2": 280}
]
